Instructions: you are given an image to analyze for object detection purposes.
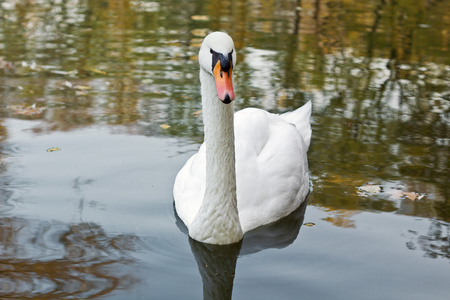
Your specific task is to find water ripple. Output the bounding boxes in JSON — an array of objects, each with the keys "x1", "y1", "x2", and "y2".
[{"x1": 0, "y1": 217, "x2": 140, "y2": 299}]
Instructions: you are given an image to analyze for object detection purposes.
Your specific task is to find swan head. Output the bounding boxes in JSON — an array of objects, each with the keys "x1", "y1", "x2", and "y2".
[{"x1": 199, "y1": 32, "x2": 236, "y2": 104}]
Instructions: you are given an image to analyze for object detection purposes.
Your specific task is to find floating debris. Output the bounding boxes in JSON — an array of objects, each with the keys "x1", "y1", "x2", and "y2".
[
  {"x1": 403, "y1": 192, "x2": 425, "y2": 201},
  {"x1": 303, "y1": 222, "x2": 316, "y2": 227},
  {"x1": 74, "y1": 85, "x2": 92, "y2": 90},
  {"x1": 357, "y1": 183, "x2": 382, "y2": 196},
  {"x1": 191, "y1": 15, "x2": 210, "y2": 21},
  {"x1": 192, "y1": 110, "x2": 202, "y2": 117},
  {"x1": 160, "y1": 124, "x2": 171, "y2": 130},
  {"x1": 63, "y1": 81, "x2": 92, "y2": 95},
  {"x1": 46, "y1": 147, "x2": 61, "y2": 152},
  {"x1": 52, "y1": 69, "x2": 77, "y2": 76},
  {"x1": 386, "y1": 189, "x2": 426, "y2": 201},
  {"x1": 90, "y1": 68, "x2": 107, "y2": 75},
  {"x1": 8, "y1": 104, "x2": 46, "y2": 117}
]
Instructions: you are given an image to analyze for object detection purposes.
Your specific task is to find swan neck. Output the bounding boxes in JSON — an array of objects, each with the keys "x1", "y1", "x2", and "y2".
[
  {"x1": 189, "y1": 68, "x2": 242, "y2": 244},
  {"x1": 201, "y1": 71, "x2": 235, "y2": 169}
]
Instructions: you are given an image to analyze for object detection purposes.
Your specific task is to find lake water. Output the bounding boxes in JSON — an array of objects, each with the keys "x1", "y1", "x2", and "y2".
[{"x1": 0, "y1": 0, "x2": 449, "y2": 299}]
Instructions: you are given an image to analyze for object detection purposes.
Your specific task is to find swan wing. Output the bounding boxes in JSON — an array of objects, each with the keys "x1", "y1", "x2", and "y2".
[
  {"x1": 173, "y1": 144, "x2": 206, "y2": 227},
  {"x1": 280, "y1": 100, "x2": 312, "y2": 149},
  {"x1": 234, "y1": 106, "x2": 310, "y2": 232}
]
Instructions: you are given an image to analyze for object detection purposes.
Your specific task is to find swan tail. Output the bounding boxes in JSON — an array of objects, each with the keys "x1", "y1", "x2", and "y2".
[{"x1": 281, "y1": 101, "x2": 312, "y2": 150}]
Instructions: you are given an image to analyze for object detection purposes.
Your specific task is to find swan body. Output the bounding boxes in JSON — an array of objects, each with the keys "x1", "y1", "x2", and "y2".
[{"x1": 173, "y1": 32, "x2": 311, "y2": 244}]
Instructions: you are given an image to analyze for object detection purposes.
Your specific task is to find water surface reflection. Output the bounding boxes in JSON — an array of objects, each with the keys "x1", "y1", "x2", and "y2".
[
  {"x1": 1, "y1": 0, "x2": 449, "y2": 298},
  {"x1": 0, "y1": 217, "x2": 140, "y2": 299},
  {"x1": 188, "y1": 201, "x2": 307, "y2": 300}
]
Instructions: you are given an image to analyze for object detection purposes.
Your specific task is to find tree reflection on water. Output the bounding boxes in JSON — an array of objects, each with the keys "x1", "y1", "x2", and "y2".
[
  {"x1": 0, "y1": 0, "x2": 449, "y2": 297},
  {"x1": 0, "y1": 217, "x2": 140, "y2": 299},
  {"x1": 0, "y1": 0, "x2": 448, "y2": 220},
  {"x1": 406, "y1": 219, "x2": 450, "y2": 261}
]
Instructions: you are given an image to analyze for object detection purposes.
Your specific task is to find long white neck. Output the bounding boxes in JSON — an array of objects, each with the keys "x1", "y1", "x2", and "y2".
[{"x1": 189, "y1": 68, "x2": 243, "y2": 245}]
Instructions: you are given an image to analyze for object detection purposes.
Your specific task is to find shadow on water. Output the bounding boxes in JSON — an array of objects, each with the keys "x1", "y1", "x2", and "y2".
[
  {"x1": 0, "y1": 217, "x2": 141, "y2": 299},
  {"x1": 183, "y1": 200, "x2": 308, "y2": 300}
]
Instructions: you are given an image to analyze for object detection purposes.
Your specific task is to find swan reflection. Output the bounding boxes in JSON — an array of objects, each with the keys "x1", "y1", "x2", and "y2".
[
  {"x1": 189, "y1": 239, "x2": 242, "y2": 300},
  {"x1": 185, "y1": 200, "x2": 308, "y2": 299}
]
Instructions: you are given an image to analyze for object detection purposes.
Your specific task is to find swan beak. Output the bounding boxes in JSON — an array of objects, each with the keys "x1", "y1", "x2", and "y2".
[{"x1": 213, "y1": 60, "x2": 235, "y2": 104}]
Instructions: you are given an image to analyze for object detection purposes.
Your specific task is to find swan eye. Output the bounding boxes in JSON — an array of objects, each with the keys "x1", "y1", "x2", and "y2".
[{"x1": 210, "y1": 49, "x2": 233, "y2": 73}]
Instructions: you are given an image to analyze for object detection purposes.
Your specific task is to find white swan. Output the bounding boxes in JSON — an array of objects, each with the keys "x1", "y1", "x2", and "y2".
[{"x1": 173, "y1": 32, "x2": 311, "y2": 245}]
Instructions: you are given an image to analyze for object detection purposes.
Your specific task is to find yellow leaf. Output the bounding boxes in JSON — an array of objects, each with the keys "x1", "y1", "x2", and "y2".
[
  {"x1": 191, "y1": 15, "x2": 210, "y2": 21},
  {"x1": 160, "y1": 124, "x2": 171, "y2": 130},
  {"x1": 46, "y1": 147, "x2": 61, "y2": 152},
  {"x1": 192, "y1": 110, "x2": 202, "y2": 117},
  {"x1": 74, "y1": 85, "x2": 92, "y2": 90},
  {"x1": 303, "y1": 222, "x2": 316, "y2": 227},
  {"x1": 90, "y1": 68, "x2": 107, "y2": 75}
]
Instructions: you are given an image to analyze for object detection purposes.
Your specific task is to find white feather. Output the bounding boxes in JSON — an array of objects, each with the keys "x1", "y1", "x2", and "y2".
[{"x1": 173, "y1": 104, "x2": 311, "y2": 232}]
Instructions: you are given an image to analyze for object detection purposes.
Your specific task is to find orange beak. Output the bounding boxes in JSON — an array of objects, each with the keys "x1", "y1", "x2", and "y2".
[{"x1": 213, "y1": 60, "x2": 235, "y2": 104}]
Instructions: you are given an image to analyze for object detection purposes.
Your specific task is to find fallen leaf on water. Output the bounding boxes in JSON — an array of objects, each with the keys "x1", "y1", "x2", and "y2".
[
  {"x1": 303, "y1": 222, "x2": 316, "y2": 227},
  {"x1": 46, "y1": 147, "x2": 61, "y2": 152},
  {"x1": 160, "y1": 124, "x2": 171, "y2": 129},
  {"x1": 74, "y1": 85, "x2": 92, "y2": 90},
  {"x1": 192, "y1": 110, "x2": 202, "y2": 117},
  {"x1": 385, "y1": 189, "x2": 404, "y2": 200},
  {"x1": 8, "y1": 104, "x2": 45, "y2": 117},
  {"x1": 90, "y1": 68, "x2": 107, "y2": 75},
  {"x1": 357, "y1": 183, "x2": 382, "y2": 195},
  {"x1": 386, "y1": 190, "x2": 425, "y2": 201},
  {"x1": 403, "y1": 191, "x2": 425, "y2": 201},
  {"x1": 386, "y1": 189, "x2": 426, "y2": 201},
  {"x1": 191, "y1": 15, "x2": 210, "y2": 21},
  {"x1": 52, "y1": 69, "x2": 77, "y2": 76}
]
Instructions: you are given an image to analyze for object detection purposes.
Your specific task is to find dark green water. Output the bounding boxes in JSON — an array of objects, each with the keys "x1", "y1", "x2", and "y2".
[{"x1": 0, "y1": 0, "x2": 449, "y2": 299}]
